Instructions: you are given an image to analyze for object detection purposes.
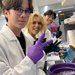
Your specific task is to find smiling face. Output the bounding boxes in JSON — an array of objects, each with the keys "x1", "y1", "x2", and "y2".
[
  {"x1": 44, "y1": 15, "x2": 54, "y2": 25},
  {"x1": 28, "y1": 16, "x2": 43, "y2": 37}
]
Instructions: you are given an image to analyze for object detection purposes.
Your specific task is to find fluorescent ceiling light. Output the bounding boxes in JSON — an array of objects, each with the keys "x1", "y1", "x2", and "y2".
[
  {"x1": 44, "y1": 6, "x2": 48, "y2": 12},
  {"x1": 61, "y1": 0, "x2": 66, "y2": 6}
]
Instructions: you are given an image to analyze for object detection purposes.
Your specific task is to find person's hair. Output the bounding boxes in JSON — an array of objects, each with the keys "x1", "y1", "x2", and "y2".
[
  {"x1": 26, "y1": 13, "x2": 47, "y2": 32},
  {"x1": 44, "y1": 10, "x2": 56, "y2": 19},
  {"x1": 1, "y1": 0, "x2": 33, "y2": 21}
]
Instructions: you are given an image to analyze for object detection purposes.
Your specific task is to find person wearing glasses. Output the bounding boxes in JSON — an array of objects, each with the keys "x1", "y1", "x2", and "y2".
[
  {"x1": 37, "y1": 10, "x2": 56, "y2": 39},
  {"x1": 43, "y1": 10, "x2": 56, "y2": 26},
  {"x1": 43, "y1": 10, "x2": 58, "y2": 34},
  {"x1": 0, "y1": 0, "x2": 52, "y2": 75},
  {"x1": 36, "y1": 10, "x2": 56, "y2": 41}
]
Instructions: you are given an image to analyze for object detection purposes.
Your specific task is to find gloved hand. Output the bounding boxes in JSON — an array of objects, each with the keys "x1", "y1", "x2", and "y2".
[
  {"x1": 56, "y1": 26, "x2": 62, "y2": 38},
  {"x1": 44, "y1": 40, "x2": 61, "y2": 54},
  {"x1": 27, "y1": 33, "x2": 53, "y2": 64},
  {"x1": 34, "y1": 38, "x2": 61, "y2": 54}
]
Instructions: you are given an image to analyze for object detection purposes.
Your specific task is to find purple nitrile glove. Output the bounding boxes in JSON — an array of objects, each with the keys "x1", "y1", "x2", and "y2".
[{"x1": 27, "y1": 33, "x2": 53, "y2": 64}]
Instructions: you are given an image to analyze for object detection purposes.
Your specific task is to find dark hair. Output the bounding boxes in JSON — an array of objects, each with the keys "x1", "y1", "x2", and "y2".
[
  {"x1": 2, "y1": 0, "x2": 33, "y2": 12},
  {"x1": 1, "y1": 0, "x2": 33, "y2": 21},
  {"x1": 44, "y1": 10, "x2": 56, "y2": 19}
]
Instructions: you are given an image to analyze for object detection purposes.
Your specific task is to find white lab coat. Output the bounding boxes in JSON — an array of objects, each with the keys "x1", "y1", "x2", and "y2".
[
  {"x1": 36, "y1": 29, "x2": 52, "y2": 41},
  {"x1": 23, "y1": 28, "x2": 46, "y2": 75},
  {"x1": 0, "y1": 25, "x2": 45, "y2": 75}
]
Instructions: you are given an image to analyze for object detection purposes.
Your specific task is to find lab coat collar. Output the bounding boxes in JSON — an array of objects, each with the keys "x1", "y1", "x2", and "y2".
[
  {"x1": 0, "y1": 25, "x2": 18, "y2": 41},
  {"x1": 23, "y1": 28, "x2": 35, "y2": 42}
]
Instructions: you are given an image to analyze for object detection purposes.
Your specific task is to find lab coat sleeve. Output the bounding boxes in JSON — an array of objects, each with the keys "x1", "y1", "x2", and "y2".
[
  {"x1": 0, "y1": 48, "x2": 36, "y2": 75},
  {"x1": 37, "y1": 51, "x2": 46, "y2": 69},
  {"x1": 36, "y1": 51, "x2": 46, "y2": 75},
  {"x1": 45, "y1": 29, "x2": 52, "y2": 41}
]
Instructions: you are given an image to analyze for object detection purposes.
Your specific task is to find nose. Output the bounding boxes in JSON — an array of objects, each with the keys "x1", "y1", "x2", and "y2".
[
  {"x1": 35, "y1": 22, "x2": 40, "y2": 27},
  {"x1": 49, "y1": 18, "x2": 53, "y2": 23},
  {"x1": 49, "y1": 17, "x2": 53, "y2": 20}
]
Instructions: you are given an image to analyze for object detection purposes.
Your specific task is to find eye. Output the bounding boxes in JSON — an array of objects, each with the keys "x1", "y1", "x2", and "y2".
[
  {"x1": 33, "y1": 21, "x2": 36, "y2": 24},
  {"x1": 38, "y1": 22, "x2": 42, "y2": 25},
  {"x1": 32, "y1": 21, "x2": 42, "y2": 25},
  {"x1": 16, "y1": 8, "x2": 23, "y2": 13},
  {"x1": 25, "y1": 8, "x2": 30, "y2": 13}
]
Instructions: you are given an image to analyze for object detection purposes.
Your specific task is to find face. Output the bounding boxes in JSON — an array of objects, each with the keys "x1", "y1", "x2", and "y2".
[
  {"x1": 44, "y1": 15, "x2": 54, "y2": 25},
  {"x1": 28, "y1": 16, "x2": 43, "y2": 37},
  {"x1": 3, "y1": 0, "x2": 30, "y2": 30}
]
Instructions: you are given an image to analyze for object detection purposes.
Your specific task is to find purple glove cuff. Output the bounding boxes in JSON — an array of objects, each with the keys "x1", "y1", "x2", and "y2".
[{"x1": 28, "y1": 50, "x2": 44, "y2": 64}]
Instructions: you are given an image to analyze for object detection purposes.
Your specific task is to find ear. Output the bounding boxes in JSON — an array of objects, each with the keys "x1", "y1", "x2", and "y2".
[{"x1": 2, "y1": 9, "x2": 8, "y2": 17}]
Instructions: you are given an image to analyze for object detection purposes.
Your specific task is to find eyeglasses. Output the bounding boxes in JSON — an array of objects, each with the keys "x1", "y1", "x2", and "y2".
[
  {"x1": 14, "y1": 7, "x2": 30, "y2": 16},
  {"x1": 32, "y1": 21, "x2": 42, "y2": 25},
  {"x1": 48, "y1": 15, "x2": 55, "y2": 20}
]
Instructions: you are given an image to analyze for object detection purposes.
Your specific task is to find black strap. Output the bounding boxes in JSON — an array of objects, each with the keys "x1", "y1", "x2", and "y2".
[{"x1": 43, "y1": 61, "x2": 47, "y2": 75}]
